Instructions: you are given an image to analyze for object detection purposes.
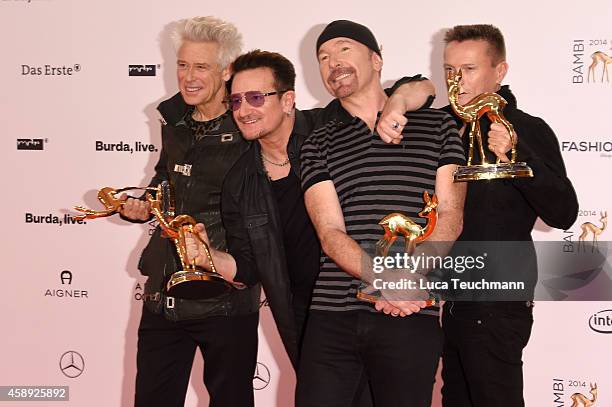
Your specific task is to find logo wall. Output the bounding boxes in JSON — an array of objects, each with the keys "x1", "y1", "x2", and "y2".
[
  {"x1": 59, "y1": 351, "x2": 85, "y2": 378},
  {"x1": 553, "y1": 379, "x2": 599, "y2": 406},
  {"x1": 26, "y1": 212, "x2": 86, "y2": 226},
  {"x1": 21, "y1": 64, "x2": 81, "y2": 76},
  {"x1": 128, "y1": 64, "x2": 159, "y2": 77},
  {"x1": 562, "y1": 209, "x2": 608, "y2": 254},
  {"x1": 577, "y1": 212, "x2": 608, "y2": 252},
  {"x1": 589, "y1": 309, "x2": 612, "y2": 334},
  {"x1": 95, "y1": 140, "x2": 158, "y2": 153},
  {"x1": 17, "y1": 138, "x2": 46, "y2": 150},
  {"x1": 253, "y1": 362, "x2": 270, "y2": 390},
  {"x1": 571, "y1": 38, "x2": 612, "y2": 84},
  {"x1": 542, "y1": 209, "x2": 612, "y2": 300},
  {"x1": 561, "y1": 140, "x2": 612, "y2": 158},
  {"x1": 45, "y1": 270, "x2": 89, "y2": 299}
]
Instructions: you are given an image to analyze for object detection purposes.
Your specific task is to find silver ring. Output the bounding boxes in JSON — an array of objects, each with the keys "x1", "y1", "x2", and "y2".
[{"x1": 391, "y1": 121, "x2": 400, "y2": 130}]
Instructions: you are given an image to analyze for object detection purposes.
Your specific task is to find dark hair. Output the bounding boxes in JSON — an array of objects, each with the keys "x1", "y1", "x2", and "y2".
[
  {"x1": 229, "y1": 49, "x2": 295, "y2": 92},
  {"x1": 444, "y1": 24, "x2": 506, "y2": 64}
]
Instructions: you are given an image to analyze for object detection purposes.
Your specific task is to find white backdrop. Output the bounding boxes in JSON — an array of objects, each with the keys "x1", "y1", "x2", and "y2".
[{"x1": 2, "y1": 0, "x2": 611, "y2": 406}]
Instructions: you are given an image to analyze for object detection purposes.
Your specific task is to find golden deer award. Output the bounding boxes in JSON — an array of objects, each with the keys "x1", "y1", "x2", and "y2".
[
  {"x1": 73, "y1": 181, "x2": 231, "y2": 299},
  {"x1": 447, "y1": 70, "x2": 533, "y2": 182},
  {"x1": 357, "y1": 191, "x2": 438, "y2": 307}
]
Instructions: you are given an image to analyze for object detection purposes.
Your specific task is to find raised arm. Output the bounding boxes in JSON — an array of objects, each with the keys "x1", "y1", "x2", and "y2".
[{"x1": 377, "y1": 77, "x2": 436, "y2": 144}]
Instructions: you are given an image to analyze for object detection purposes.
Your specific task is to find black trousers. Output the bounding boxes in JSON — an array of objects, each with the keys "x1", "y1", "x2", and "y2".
[
  {"x1": 134, "y1": 306, "x2": 259, "y2": 407},
  {"x1": 296, "y1": 310, "x2": 443, "y2": 407},
  {"x1": 441, "y1": 301, "x2": 534, "y2": 407}
]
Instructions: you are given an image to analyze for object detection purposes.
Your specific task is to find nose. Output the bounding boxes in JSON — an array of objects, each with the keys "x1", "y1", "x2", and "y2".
[
  {"x1": 457, "y1": 70, "x2": 465, "y2": 86},
  {"x1": 185, "y1": 65, "x2": 194, "y2": 81},
  {"x1": 237, "y1": 95, "x2": 252, "y2": 117},
  {"x1": 328, "y1": 54, "x2": 341, "y2": 70}
]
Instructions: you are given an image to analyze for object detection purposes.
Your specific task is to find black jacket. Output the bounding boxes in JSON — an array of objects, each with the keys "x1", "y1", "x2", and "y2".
[
  {"x1": 137, "y1": 92, "x2": 260, "y2": 321},
  {"x1": 219, "y1": 75, "x2": 430, "y2": 364},
  {"x1": 221, "y1": 110, "x2": 318, "y2": 367},
  {"x1": 441, "y1": 86, "x2": 578, "y2": 301}
]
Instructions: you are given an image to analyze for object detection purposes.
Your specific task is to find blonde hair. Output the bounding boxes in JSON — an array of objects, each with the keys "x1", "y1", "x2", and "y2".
[{"x1": 172, "y1": 16, "x2": 243, "y2": 69}]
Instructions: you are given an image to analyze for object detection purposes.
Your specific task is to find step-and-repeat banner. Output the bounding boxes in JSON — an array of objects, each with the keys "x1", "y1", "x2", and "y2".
[{"x1": 2, "y1": 1, "x2": 611, "y2": 406}]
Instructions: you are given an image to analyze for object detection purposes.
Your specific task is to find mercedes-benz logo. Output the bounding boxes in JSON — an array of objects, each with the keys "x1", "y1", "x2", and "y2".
[
  {"x1": 253, "y1": 362, "x2": 271, "y2": 390},
  {"x1": 60, "y1": 351, "x2": 85, "y2": 378}
]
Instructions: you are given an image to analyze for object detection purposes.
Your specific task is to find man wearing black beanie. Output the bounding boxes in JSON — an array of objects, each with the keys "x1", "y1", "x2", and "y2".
[
  {"x1": 311, "y1": 19, "x2": 436, "y2": 142},
  {"x1": 316, "y1": 20, "x2": 382, "y2": 57},
  {"x1": 296, "y1": 20, "x2": 467, "y2": 407}
]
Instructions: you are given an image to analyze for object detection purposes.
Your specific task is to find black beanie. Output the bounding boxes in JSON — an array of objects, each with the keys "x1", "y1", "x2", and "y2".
[{"x1": 316, "y1": 20, "x2": 381, "y2": 57}]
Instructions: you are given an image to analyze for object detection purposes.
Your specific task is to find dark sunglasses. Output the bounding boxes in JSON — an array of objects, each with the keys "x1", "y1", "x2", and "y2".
[{"x1": 226, "y1": 89, "x2": 292, "y2": 111}]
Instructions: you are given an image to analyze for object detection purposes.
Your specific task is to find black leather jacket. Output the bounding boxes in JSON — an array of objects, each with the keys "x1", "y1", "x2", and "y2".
[
  {"x1": 221, "y1": 110, "x2": 317, "y2": 366},
  {"x1": 219, "y1": 75, "x2": 432, "y2": 365},
  {"x1": 138, "y1": 92, "x2": 260, "y2": 321}
]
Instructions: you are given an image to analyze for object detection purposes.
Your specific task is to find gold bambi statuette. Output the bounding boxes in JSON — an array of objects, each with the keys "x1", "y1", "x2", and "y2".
[
  {"x1": 357, "y1": 191, "x2": 438, "y2": 307},
  {"x1": 447, "y1": 69, "x2": 533, "y2": 182},
  {"x1": 74, "y1": 183, "x2": 231, "y2": 300}
]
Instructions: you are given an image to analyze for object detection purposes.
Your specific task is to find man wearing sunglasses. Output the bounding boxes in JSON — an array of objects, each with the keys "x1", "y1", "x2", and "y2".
[
  {"x1": 186, "y1": 50, "x2": 319, "y2": 367},
  {"x1": 186, "y1": 46, "x2": 435, "y2": 403},
  {"x1": 121, "y1": 15, "x2": 435, "y2": 407}
]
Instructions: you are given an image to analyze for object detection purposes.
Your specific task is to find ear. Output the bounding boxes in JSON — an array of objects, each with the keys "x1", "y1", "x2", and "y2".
[
  {"x1": 372, "y1": 51, "x2": 383, "y2": 73},
  {"x1": 495, "y1": 61, "x2": 508, "y2": 84},
  {"x1": 281, "y1": 90, "x2": 296, "y2": 114},
  {"x1": 221, "y1": 66, "x2": 231, "y2": 82}
]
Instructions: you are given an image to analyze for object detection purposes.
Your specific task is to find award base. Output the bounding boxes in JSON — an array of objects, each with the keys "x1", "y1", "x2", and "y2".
[
  {"x1": 356, "y1": 288, "x2": 437, "y2": 307},
  {"x1": 453, "y1": 162, "x2": 533, "y2": 182},
  {"x1": 166, "y1": 270, "x2": 231, "y2": 300}
]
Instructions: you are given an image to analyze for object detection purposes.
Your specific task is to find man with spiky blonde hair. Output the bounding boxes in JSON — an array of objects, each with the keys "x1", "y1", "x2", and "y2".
[{"x1": 122, "y1": 16, "x2": 260, "y2": 407}]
